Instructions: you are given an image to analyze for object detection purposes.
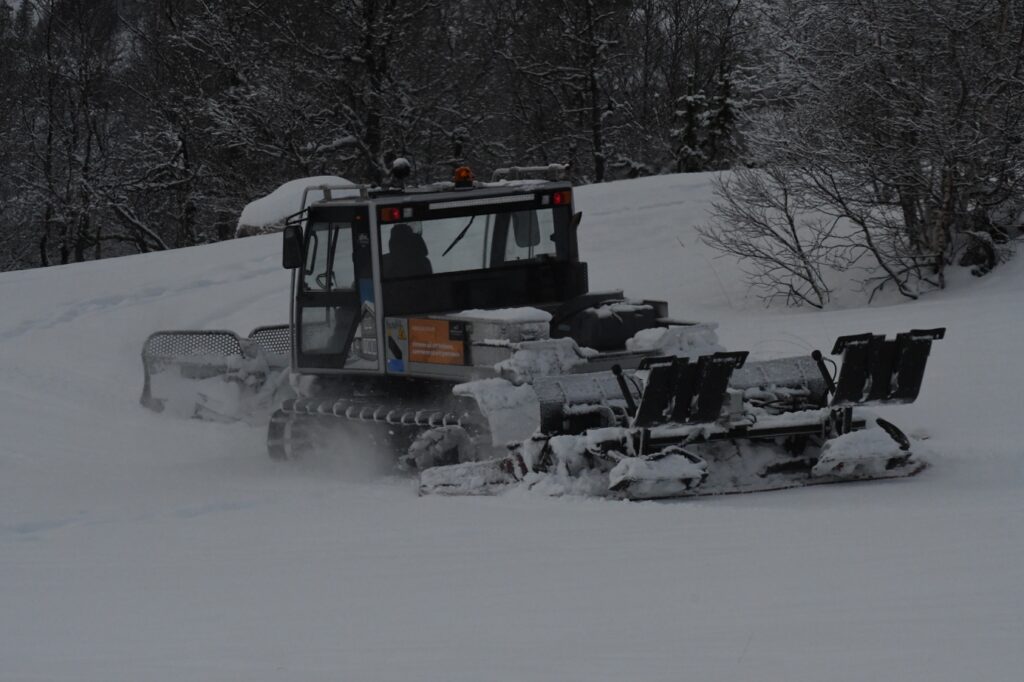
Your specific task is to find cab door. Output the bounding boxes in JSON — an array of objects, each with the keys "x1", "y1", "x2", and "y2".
[{"x1": 294, "y1": 207, "x2": 380, "y2": 372}]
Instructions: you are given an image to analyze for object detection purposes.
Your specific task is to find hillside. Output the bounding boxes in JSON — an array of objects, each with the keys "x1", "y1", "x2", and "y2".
[{"x1": 1, "y1": 173, "x2": 1022, "y2": 682}]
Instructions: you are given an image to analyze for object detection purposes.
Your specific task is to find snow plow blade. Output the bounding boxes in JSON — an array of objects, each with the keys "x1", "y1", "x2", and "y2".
[
  {"x1": 826, "y1": 328, "x2": 946, "y2": 405},
  {"x1": 419, "y1": 329, "x2": 944, "y2": 499},
  {"x1": 140, "y1": 325, "x2": 291, "y2": 422}
]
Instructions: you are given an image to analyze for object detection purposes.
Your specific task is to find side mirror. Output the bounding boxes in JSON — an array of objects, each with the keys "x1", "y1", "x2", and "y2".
[
  {"x1": 570, "y1": 211, "x2": 583, "y2": 231},
  {"x1": 282, "y1": 225, "x2": 303, "y2": 269}
]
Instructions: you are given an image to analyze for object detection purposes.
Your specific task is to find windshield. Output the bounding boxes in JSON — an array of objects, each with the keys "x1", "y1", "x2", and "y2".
[{"x1": 379, "y1": 207, "x2": 562, "y2": 279}]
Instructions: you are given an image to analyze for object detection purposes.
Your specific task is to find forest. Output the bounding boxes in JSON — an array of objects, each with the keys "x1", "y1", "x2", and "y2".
[{"x1": 1, "y1": 0, "x2": 1021, "y2": 304}]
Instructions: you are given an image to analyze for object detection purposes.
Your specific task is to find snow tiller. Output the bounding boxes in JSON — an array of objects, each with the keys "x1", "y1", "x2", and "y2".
[
  {"x1": 421, "y1": 327, "x2": 942, "y2": 497},
  {"x1": 419, "y1": 328, "x2": 945, "y2": 499},
  {"x1": 139, "y1": 165, "x2": 945, "y2": 500}
]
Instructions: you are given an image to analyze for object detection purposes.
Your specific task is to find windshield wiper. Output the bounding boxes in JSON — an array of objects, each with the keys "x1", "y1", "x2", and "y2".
[
  {"x1": 323, "y1": 223, "x2": 341, "y2": 291},
  {"x1": 441, "y1": 215, "x2": 476, "y2": 257}
]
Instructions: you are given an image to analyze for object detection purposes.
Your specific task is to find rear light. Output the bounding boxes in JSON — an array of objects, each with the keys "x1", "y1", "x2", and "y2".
[
  {"x1": 551, "y1": 190, "x2": 572, "y2": 206},
  {"x1": 380, "y1": 207, "x2": 402, "y2": 223}
]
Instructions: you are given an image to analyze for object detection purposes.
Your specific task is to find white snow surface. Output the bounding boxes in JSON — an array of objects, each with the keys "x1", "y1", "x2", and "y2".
[
  {"x1": 453, "y1": 378, "x2": 540, "y2": 446},
  {"x1": 813, "y1": 425, "x2": 909, "y2": 477},
  {"x1": 236, "y1": 175, "x2": 358, "y2": 235},
  {"x1": 452, "y1": 306, "x2": 553, "y2": 323},
  {"x1": 1, "y1": 172, "x2": 1023, "y2": 681},
  {"x1": 625, "y1": 322, "x2": 723, "y2": 357}
]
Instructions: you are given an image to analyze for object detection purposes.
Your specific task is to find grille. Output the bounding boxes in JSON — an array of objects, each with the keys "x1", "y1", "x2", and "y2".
[
  {"x1": 142, "y1": 330, "x2": 245, "y2": 359},
  {"x1": 249, "y1": 325, "x2": 291, "y2": 358},
  {"x1": 140, "y1": 330, "x2": 250, "y2": 410}
]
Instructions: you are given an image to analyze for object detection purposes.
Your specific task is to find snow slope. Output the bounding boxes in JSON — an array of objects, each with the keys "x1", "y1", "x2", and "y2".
[{"x1": 1, "y1": 173, "x2": 1022, "y2": 681}]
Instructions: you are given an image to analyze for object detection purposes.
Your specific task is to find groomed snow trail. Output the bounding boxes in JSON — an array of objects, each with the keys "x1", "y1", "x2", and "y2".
[{"x1": 1, "y1": 173, "x2": 1022, "y2": 682}]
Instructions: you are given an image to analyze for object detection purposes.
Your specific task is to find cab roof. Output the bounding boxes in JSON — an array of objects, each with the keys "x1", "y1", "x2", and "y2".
[{"x1": 313, "y1": 180, "x2": 573, "y2": 208}]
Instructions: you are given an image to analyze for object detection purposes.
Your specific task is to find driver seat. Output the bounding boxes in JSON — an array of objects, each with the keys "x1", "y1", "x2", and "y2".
[{"x1": 382, "y1": 223, "x2": 432, "y2": 278}]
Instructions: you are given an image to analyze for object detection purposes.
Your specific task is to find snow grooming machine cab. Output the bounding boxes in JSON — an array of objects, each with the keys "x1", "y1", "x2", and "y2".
[{"x1": 140, "y1": 163, "x2": 945, "y2": 499}]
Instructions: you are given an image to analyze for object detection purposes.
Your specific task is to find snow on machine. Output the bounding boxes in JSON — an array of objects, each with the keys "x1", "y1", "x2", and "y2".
[{"x1": 141, "y1": 164, "x2": 944, "y2": 499}]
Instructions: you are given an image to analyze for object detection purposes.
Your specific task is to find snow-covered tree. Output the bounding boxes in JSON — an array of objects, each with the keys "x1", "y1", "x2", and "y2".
[
  {"x1": 713, "y1": 0, "x2": 1024, "y2": 301},
  {"x1": 622, "y1": 0, "x2": 748, "y2": 174},
  {"x1": 0, "y1": 0, "x2": 763, "y2": 270},
  {"x1": 4, "y1": 0, "x2": 126, "y2": 265}
]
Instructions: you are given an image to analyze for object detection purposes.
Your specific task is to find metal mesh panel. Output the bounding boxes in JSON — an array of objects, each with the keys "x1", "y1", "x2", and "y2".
[
  {"x1": 140, "y1": 331, "x2": 249, "y2": 411},
  {"x1": 143, "y1": 330, "x2": 245, "y2": 360},
  {"x1": 248, "y1": 325, "x2": 291, "y2": 358}
]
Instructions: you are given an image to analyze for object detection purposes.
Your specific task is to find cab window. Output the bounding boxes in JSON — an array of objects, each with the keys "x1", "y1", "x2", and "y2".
[
  {"x1": 304, "y1": 222, "x2": 355, "y2": 291},
  {"x1": 503, "y1": 209, "x2": 556, "y2": 262},
  {"x1": 379, "y1": 206, "x2": 564, "y2": 279}
]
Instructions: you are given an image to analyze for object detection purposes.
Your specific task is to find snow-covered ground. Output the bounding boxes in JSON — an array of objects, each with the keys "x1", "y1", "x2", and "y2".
[{"x1": 1, "y1": 173, "x2": 1022, "y2": 681}]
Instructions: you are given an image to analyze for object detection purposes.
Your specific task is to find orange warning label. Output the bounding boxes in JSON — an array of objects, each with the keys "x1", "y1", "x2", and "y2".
[{"x1": 408, "y1": 319, "x2": 465, "y2": 365}]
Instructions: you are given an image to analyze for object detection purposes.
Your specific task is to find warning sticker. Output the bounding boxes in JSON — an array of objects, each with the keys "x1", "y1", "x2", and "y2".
[{"x1": 408, "y1": 319, "x2": 465, "y2": 365}]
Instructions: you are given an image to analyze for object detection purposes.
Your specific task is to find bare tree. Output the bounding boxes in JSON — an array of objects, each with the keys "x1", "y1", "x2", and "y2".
[
  {"x1": 700, "y1": 166, "x2": 844, "y2": 307},
  {"x1": 0, "y1": 0, "x2": 764, "y2": 271},
  {"x1": 716, "y1": 0, "x2": 1024, "y2": 302}
]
